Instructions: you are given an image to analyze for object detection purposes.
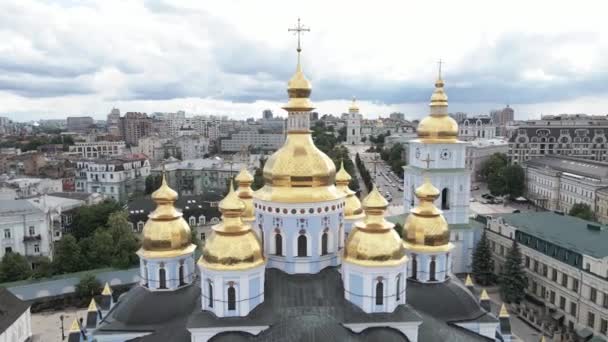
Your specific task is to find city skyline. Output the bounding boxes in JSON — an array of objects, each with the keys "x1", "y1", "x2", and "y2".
[{"x1": 1, "y1": 0, "x2": 608, "y2": 121}]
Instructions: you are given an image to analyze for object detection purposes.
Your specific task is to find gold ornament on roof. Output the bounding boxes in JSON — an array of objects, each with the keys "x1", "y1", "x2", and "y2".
[
  {"x1": 138, "y1": 171, "x2": 196, "y2": 259},
  {"x1": 480, "y1": 289, "x2": 490, "y2": 301},
  {"x1": 344, "y1": 186, "x2": 407, "y2": 266},
  {"x1": 69, "y1": 318, "x2": 81, "y2": 333},
  {"x1": 499, "y1": 303, "x2": 509, "y2": 317},
  {"x1": 335, "y1": 161, "x2": 363, "y2": 218},
  {"x1": 348, "y1": 97, "x2": 360, "y2": 114},
  {"x1": 101, "y1": 282, "x2": 112, "y2": 296},
  {"x1": 235, "y1": 168, "x2": 255, "y2": 223},
  {"x1": 417, "y1": 60, "x2": 459, "y2": 143},
  {"x1": 284, "y1": 17, "x2": 313, "y2": 112},
  {"x1": 465, "y1": 274, "x2": 473, "y2": 286},
  {"x1": 88, "y1": 298, "x2": 98, "y2": 312},
  {"x1": 200, "y1": 182, "x2": 265, "y2": 270}
]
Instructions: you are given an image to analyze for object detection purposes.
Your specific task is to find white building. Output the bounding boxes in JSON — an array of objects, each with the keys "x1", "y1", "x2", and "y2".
[
  {"x1": 220, "y1": 129, "x2": 284, "y2": 152},
  {"x1": 135, "y1": 135, "x2": 169, "y2": 163},
  {"x1": 458, "y1": 116, "x2": 496, "y2": 141},
  {"x1": 69, "y1": 140, "x2": 126, "y2": 158},
  {"x1": 346, "y1": 98, "x2": 363, "y2": 145},
  {"x1": 0, "y1": 289, "x2": 31, "y2": 342},
  {"x1": 27, "y1": 194, "x2": 89, "y2": 241},
  {"x1": 486, "y1": 212, "x2": 608, "y2": 339},
  {"x1": 75, "y1": 155, "x2": 150, "y2": 203},
  {"x1": 523, "y1": 156, "x2": 608, "y2": 214},
  {"x1": 174, "y1": 135, "x2": 209, "y2": 160},
  {"x1": 4, "y1": 178, "x2": 63, "y2": 198},
  {"x1": 466, "y1": 139, "x2": 509, "y2": 182},
  {"x1": 0, "y1": 200, "x2": 53, "y2": 267}
]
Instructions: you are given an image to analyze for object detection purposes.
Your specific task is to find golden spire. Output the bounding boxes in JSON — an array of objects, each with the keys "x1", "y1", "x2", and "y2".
[
  {"x1": 480, "y1": 289, "x2": 490, "y2": 301},
  {"x1": 499, "y1": 303, "x2": 509, "y2": 317},
  {"x1": 69, "y1": 318, "x2": 81, "y2": 332},
  {"x1": 343, "y1": 186, "x2": 407, "y2": 266},
  {"x1": 200, "y1": 181, "x2": 264, "y2": 270},
  {"x1": 465, "y1": 274, "x2": 473, "y2": 286},
  {"x1": 88, "y1": 298, "x2": 98, "y2": 312},
  {"x1": 284, "y1": 18, "x2": 313, "y2": 112},
  {"x1": 101, "y1": 282, "x2": 112, "y2": 296},
  {"x1": 416, "y1": 61, "x2": 458, "y2": 143},
  {"x1": 335, "y1": 161, "x2": 363, "y2": 218},
  {"x1": 348, "y1": 97, "x2": 360, "y2": 114},
  {"x1": 138, "y1": 164, "x2": 195, "y2": 258},
  {"x1": 235, "y1": 168, "x2": 255, "y2": 223}
]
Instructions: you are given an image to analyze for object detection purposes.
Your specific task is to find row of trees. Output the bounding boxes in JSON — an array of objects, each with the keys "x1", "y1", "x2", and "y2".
[
  {"x1": 480, "y1": 153, "x2": 525, "y2": 199},
  {"x1": 380, "y1": 144, "x2": 406, "y2": 178},
  {"x1": 0, "y1": 134, "x2": 75, "y2": 152},
  {"x1": 472, "y1": 231, "x2": 527, "y2": 303},
  {"x1": 355, "y1": 153, "x2": 373, "y2": 192}
]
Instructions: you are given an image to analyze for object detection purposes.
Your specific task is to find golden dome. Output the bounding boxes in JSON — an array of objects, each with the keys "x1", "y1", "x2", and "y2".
[
  {"x1": 348, "y1": 97, "x2": 359, "y2": 114},
  {"x1": 138, "y1": 173, "x2": 195, "y2": 259},
  {"x1": 417, "y1": 76, "x2": 459, "y2": 143},
  {"x1": 344, "y1": 187, "x2": 407, "y2": 266},
  {"x1": 199, "y1": 184, "x2": 264, "y2": 271},
  {"x1": 335, "y1": 161, "x2": 363, "y2": 218},
  {"x1": 402, "y1": 177, "x2": 451, "y2": 252},
  {"x1": 283, "y1": 53, "x2": 314, "y2": 112},
  {"x1": 235, "y1": 168, "x2": 255, "y2": 223}
]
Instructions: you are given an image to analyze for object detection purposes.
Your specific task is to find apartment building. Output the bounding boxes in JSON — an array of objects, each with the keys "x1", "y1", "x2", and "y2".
[
  {"x1": 458, "y1": 116, "x2": 496, "y2": 141},
  {"x1": 69, "y1": 140, "x2": 126, "y2": 158}
]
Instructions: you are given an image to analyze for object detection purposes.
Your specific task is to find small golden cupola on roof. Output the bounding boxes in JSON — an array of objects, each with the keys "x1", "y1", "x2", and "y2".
[
  {"x1": 402, "y1": 175, "x2": 452, "y2": 251},
  {"x1": 348, "y1": 97, "x2": 360, "y2": 114},
  {"x1": 343, "y1": 186, "x2": 407, "y2": 266},
  {"x1": 235, "y1": 168, "x2": 255, "y2": 223},
  {"x1": 335, "y1": 161, "x2": 363, "y2": 219},
  {"x1": 417, "y1": 61, "x2": 459, "y2": 143},
  {"x1": 139, "y1": 172, "x2": 195, "y2": 258},
  {"x1": 199, "y1": 182, "x2": 265, "y2": 270}
]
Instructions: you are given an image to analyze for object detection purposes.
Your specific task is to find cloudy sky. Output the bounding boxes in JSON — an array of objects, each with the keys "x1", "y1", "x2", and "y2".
[{"x1": 1, "y1": 0, "x2": 608, "y2": 121}]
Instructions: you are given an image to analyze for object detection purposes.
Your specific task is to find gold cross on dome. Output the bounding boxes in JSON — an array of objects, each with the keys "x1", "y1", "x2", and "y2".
[
  {"x1": 421, "y1": 153, "x2": 434, "y2": 170},
  {"x1": 288, "y1": 17, "x2": 310, "y2": 53},
  {"x1": 437, "y1": 59, "x2": 444, "y2": 79}
]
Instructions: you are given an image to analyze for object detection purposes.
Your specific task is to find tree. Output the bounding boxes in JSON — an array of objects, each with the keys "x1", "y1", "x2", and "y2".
[
  {"x1": 91, "y1": 230, "x2": 114, "y2": 268},
  {"x1": 499, "y1": 240, "x2": 527, "y2": 304},
  {"x1": 393, "y1": 222, "x2": 403, "y2": 238},
  {"x1": 70, "y1": 200, "x2": 122, "y2": 240},
  {"x1": 145, "y1": 174, "x2": 162, "y2": 194},
  {"x1": 480, "y1": 153, "x2": 508, "y2": 180},
  {"x1": 75, "y1": 273, "x2": 101, "y2": 298},
  {"x1": 0, "y1": 252, "x2": 32, "y2": 282},
  {"x1": 32, "y1": 257, "x2": 53, "y2": 279},
  {"x1": 569, "y1": 203, "x2": 595, "y2": 221},
  {"x1": 472, "y1": 231, "x2": 494, "y2": 285},
  {"x1": 503, "y1": 164, "x2": 525, "y2": 199},
  {"x1": 487, "y1": 169, "x2": 506, "y2": 196},
  {"x1": 107, "y1": 212, "x2": 140, "y2": 268},
  {"x1": 191, "y1": 229, "x2": 202, "y2": 248},
  {"x1": 252, "y1": 157, "x2": 266, "y2": 191},
  {"x1": 52, "y1": 234, "x2": 83, "y2": 274},
  {"x1": 337, "y1": 126, "x2": 347, "y2": 142}
]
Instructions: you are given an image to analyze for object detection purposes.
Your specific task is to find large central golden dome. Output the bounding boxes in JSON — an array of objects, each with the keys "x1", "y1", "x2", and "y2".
[
  {"x1": 344, "y1": 187, "x2": 407, "y2": 266},
  {"x1": 417, "y1": 76, "x2": 459, "y2": 143},
  {"x1": 254, "y1": 50, "x2": 344, "y2": 203},
  {"x1": 402, "y1": 176, "x2": 452, "y2": 252},
  {"x1": 138, "y1": 174, "x2": 196, "y2": 258}
]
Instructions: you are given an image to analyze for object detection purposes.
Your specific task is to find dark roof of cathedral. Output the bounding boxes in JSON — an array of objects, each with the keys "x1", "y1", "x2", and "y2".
[
  {"x1": 0, "y1": 288, "x2": 30, "y2": 334},
  {"x1": 96, "y1": 267, "x2": 494, "y2": 342}
]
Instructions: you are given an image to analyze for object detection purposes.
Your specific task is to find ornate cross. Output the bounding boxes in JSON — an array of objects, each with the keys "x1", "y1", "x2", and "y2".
[
  {"x1": 437, "y1": 59, "x2": 444, "y2": 79},
  {"x1": 421, "y1": 153, "x2": 435, "y2": 170},
  {"x1": 288, "y1": 17, "x2": 310, "y2": 53}
]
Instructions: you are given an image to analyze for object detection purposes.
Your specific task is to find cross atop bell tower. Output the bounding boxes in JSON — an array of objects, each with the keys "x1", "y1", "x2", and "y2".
[{"x1": 288, "y1": 17, "x2": 310, "y2": 54}]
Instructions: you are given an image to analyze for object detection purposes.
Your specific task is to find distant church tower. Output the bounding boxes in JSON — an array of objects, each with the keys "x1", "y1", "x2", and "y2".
[
  {"x1": 346, "y1": 98, "x2": 362, "y2": 145},
  {"x1": 136, "y1": 173, "x2": 197, "y2": 291},
  {"x1": 403, "y1": 68, "x2": 470, "y2": 225}
]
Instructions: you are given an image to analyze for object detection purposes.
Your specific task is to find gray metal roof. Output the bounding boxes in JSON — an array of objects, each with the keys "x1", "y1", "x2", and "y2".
[
  {"x1": 0, "y1": 288, "x2": 30, "y2": 334},
  {"x1": 0, "y1": 199, "x2": 42, "y2": 215},
  {"x1": 499, "y1": 212, "x2": 608, "y2": 258},
  {"x1": 524, "y1": 156, "x2": 608, "y2": 181}
]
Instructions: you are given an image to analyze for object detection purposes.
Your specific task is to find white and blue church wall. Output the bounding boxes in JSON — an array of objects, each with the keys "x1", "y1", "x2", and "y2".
[
  {"x1": 138, "y1": 252, "x2": 196, "y2": 291},
  {"x1": 253, "y1": 198, "x2": 344, "y2": 274},
  {"x1": 406, "y1": 250, "x2": 452, "y2": 283},
  {"x1": 342, "y1": 263, "x2": 407, "y2": 314}
]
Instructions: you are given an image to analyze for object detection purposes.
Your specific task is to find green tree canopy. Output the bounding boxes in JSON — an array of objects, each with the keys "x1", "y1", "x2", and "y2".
[
  {"x1": 32, "y1": 256, "x2": 53, "y2": 279},
  {"x1": 480, "y1": 153, "x2": 508, "y2": 180},
  {"x1": 569, "y1": 203, "x2": 595, "y2": 221},
  {"x1": 145, "y1": 174, "x2": 163, "y2": 194},
  {"x1": 472, "y1": 231, "x2": 494, "y2": 286},
  {"x1": 52, "y1": 234, "x2": 83, "y2": 274},
  {"x1": 107, "y1": 211, "x2": 140, "y2": 268},
  {"x1": 0, "y1": 252, "x2": 32, "y2": 282},
  {"x1": 499, "y1": 240, "x2": 527, "y2": 304},
  {"x1": 70, "y1": 200, "x2": 122, "y2": 240},
  {"x1": 75, "y1": 273, "x2": 102, "y2": 298},
  {"x1": 91, "y1": 230, "x2": 114, "y2": 268},
  {"x1": 503, "y1": 164, "x2": 525, "y2": 198}
]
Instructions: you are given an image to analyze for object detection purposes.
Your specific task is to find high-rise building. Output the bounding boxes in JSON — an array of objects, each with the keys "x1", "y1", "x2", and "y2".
[
  {"x1": 491, "y1": 105, "x2": 514, "y2": 136},
  {"x1": 262, "y1": 109, "x2": 273, "y2": 119},
  {"x1": 66, "y1": 116, "x2": 94, "y2": 133},
  {"x1": 120, "y1": 112, "x2": 153, "y2": 146},
  {"x1": 390, "y1": 112, "x2": 405, "y2": 121},
  {"x1": 107, "y1": 108, "x2": 121, "y2": 136}
]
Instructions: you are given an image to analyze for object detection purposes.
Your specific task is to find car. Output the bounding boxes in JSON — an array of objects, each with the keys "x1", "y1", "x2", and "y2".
[
  {"x1": 512, "y1": 209, "x2": 521, "y2": 213},
  {"x1": 481, "y1": 193, "x2": 495, "y2": 200},
  {"x1": 469, "y1": 198, "x2": 476, "y2": 202},
  {"x1": 397, "y1": 187, "x2": 404, "y2": 192},
  {"x1": 472, "y1": 185, "x2": 480, "y2": 191}
]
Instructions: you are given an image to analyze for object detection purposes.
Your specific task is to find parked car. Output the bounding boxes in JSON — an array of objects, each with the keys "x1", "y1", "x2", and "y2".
[
  {"x1": 512, "y1": 209, "x2": 521, "y2": 213},
  {"x1": 472, "y1": 185, "x2": 480, "y2": 191}
]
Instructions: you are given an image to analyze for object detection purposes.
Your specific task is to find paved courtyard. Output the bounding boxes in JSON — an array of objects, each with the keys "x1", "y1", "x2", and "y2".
[{"x1": 31, "y1": 307, "x2": 87, "y2": 342}]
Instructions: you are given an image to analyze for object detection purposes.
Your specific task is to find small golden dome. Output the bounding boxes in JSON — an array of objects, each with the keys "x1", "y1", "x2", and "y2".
[
  {"x1": 344, "y1": 187, "x2": 407, "y2": 266},
  {"x1": 283, "y1": 53, "x2": 314, "y2": 112},
  {"x1": 335, "y1": 161, "x2": 363, "y2": 218},
  {"x1": 348, "y1": 97, "x2": 359, "y2": 114},
  {"x1": 417, "y1": 76, "x2": 459, "y2": 143},
  {"x1": 402, "y1": 177, "x2": 451, "y2": 251},
  {"x1": 235, "y1": 168, "x2": 255, "y2": 223},
  {"x1": 200, "y1": 183, "x2": 264, "y2": 271},
  {"x1": 139, "y1": 173, "x2": 195, "y2": 258}
]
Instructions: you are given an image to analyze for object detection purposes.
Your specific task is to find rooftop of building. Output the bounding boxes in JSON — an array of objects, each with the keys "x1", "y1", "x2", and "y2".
[
  {"x1": 0, "y1": 288, "x2": 30, "y2": 334},
  {"x1": 47, "y1": 191, "x2": 100, "y2": 201},
  {"x1": 96, "y1": 267, "x2": 494, "y2": 342},
  {"x1": 498, "y1": 211, "x2": 608, "y2": 258},
  {"x1": 468, "y1": 138, "x2": 509, "y2": 147},
  {"x1": 0, "y1": 199, "x2": 43, "y2": 215},
  {"x1": 524, "y1": 156, "x2": 608, "y2": 181},
  {"x1": 154, "y1": 157, "x2": 251, "y2": 172}
]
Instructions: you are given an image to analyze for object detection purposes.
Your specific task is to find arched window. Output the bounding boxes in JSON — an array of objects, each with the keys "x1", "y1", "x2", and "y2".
[
  {"x1": 189, "y1": 216, "x2": 196, "y2": 226},
  {"x1": 410, "y1": 186, "x2": 415, "y2": 206},
  {"x1": 396, "y1": 274, "x2": 401, "y2": 301},
  {"x1": 411, "y1": 254, "x2": 418, "y2": 280},
  {"x1": 208, "y1": 282, "x2": 213, "y2": 307},
  {"x1": 441, "y1": 188, "x2": 450, "y2": 210},
  {"x1": 375, "y1": 281, "x2": 384, "y2": 305},
  {"x1": 275, "y1": 233, "x2": 283, "y2": 256},
  {"x1": 298, "y1": 235, "x2": 307, "y2": 257},
  {"x1": 199, "y1": 215, "x2": 206, "y2": 225},
  {"x1": 143, "y1": 264, "x2": 149, "y2": 288},
  {"x1": 430, "y1": 257, "x2": 437, "y2": 281},
  {"x1": 159, "y1": 267, "x2": 167, "y2": 289},
  {"x1": 227, "y1": 286, "x2": 236, "y2": 311},
  {"x1": 352, "y1": 128, "x2": 355, "y2": 135},
  {"x1": 178, "y1": 261, "x2": 185, "y2": 286},
  {"x1": 137, "y1": 221, "x2": 144, "y2": 232},
  {"x1": 321, "y1": 232, "x2": 328, "y2": 255}
]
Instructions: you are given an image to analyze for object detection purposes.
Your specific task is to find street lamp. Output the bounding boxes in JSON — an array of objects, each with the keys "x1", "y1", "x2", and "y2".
[{"x1": 59, "y1": 314, "x2": 65, "y2": 340}]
